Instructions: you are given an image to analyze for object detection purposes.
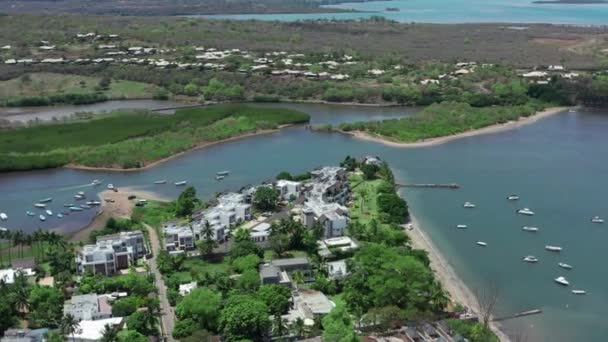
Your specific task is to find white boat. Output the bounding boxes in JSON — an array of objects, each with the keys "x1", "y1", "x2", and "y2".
[
  {"x1": 0, "y1": 213, "x2": 7, "y2": 221},
  {"x1": 507, "y1": 195, "x2": 519, "y2": 201},
  {"x1": 107, "y1": 184, "x2": 115, "y2": 190},
  {"x1": 554, "y1": 276, "x2": 570, "y2": 286},
  {"x1": 77, "y1": 191, "x2": 85, "y2": 196},
  {"x1": 154, "y1": 180, "x2": 167, "y2": 184},
  {"x1": 45, "y1": 210, "x2": 53, "y2": 216},
  {"x1": 217, "y1": 171, "x2": 230, "y2": 176},
  {"x1": 517, "y1": 208, "x2": 535, "y2": 216},
  {"x1": 558, "y1": 262, "x2": 573, "y2": 270},
  {"x1": 463, "y1": 202, "x2": 476, "y2": 208},
  {"x1": 572, "y1": 290, "x2": 586, "y2": 295},
  {"x1": 74, "y1": 195, "x2": 85, "y2": 200},
  {"x1": 568, "y1": 108, "x2": 576, "y2": 113},
  {"x1": 38, "y1": 197, "x2": 53, "y2": 203},
  {"x1": 591, "y1": 216, "x2": 604, "y2": 224},
  {"x1": 476, "y1": 241, "x2": 487, "y2": 246},
  {"x1": 39, "y1": 214, "x2": 46, "y2": 221},
  {"x1": 523, "y1": 255, "x2": 538, "y2": 263},
  {"x1": 57, "y1": 213, "x2": 64, "y2": 219},
  {"x1": 34, "y1": 203, "x2": 46, "y2": 208},
  {"x1": 175, "y1": 181, "x2": 187, "y2": 186},
  {"x1": 545, "y1": 245, "x2": 562, "y2": 252},
  {"x1": 26, "y1": 211, "x2": 35, "y2": 217},
  {"x1": 456, "y1": 224, "x2": 468, "y2": 229},
  {"x1": 91, "y1": 180, "x2": 102, "y2": 186},
  {"x1": 522, "y1": 226, "x2": 539, "y2": 232},
  {"x1": 81, "y1": 204, "x2": 91, "y2": 209},
  {"x1": 86, "y1": 201, "x2": 101, "y2": 206},
  {"x1": 216, "y1": 176, "x2": 225, "y2": 180},
  {"x1": 70, "y1": 206, "x2": 83, "y2": 212}
]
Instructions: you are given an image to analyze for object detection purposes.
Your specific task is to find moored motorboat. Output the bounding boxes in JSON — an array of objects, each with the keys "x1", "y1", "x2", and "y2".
[
  {"x1": 572, "y1": 290, "x2": 586, "y2": 295},
  {"x1": 517, "y1": 208, "x2": 535, "y2": 216},
  {"x1": 456, "y1": 224, "x2": 468, "y2": 229},
  {"x1": 463, "y1": 202, "x2": 476, "y2": 208},
  {"x1": 74, "y1": 195, "x2": 85, "y2": 200},
  {"x1": 69, "y1": 206, "x2": 83, "y2": 212},
  {"x1": 216, "y1": 176, "x2": 225, "y2": 180},
  {"x1": 476, "y1": 241, "x2": 487, "y2": 246},
  {"x1": 507, "y1": 195, "x2": 519, "y2": 201},
  {"x1": 154, "y1": 180, "x2": 167, "y2": 184},
  {"x1": 26, "y1": 211, "x2": 35, "y2": 217},
  {"x1": 545, "y1": 245, "x2": 562, "y2": 252},
  {"x1": 107, "y1": 184, "x2": 115, "y2": 190},
  {"x1": 39, "y1": 214, "x2": 46, "y2": 221},
  {"x1": 57, "y1": 213, "x2": 63, "y2": 218},
  {"x1": 554, "y1": 276, "x2": 569, "y2": 286},
  {"x1": 45, "y1": 209, "x2": 53, "y2": 216},
  {"x1": 80, "y1": 204, "x2": 91, "y2": 209},
  {"x1": 217, "y1": 171, "x2": 230, "y2": 176},
  {"x1": 38, "y1": 197, "x2": 53, "y2": 203},
  {"x1": 523, "y1": 255, "x2": 538, "y2": 263},
  {"x1": 34, "y1": 203, "x2": 46, "y2": 208},
  {"x1": 591, "y1": 216, "x2": 604, "y2": 224},
  {"x1": 0, "y1": 213, "x2": 7, "y2": 221},
  {"x1": 558, "y1": 262, "x2": 573, "y2": 270},
  {"x1": 522, "y1": 226, "x2": 539, "y2": 232},
  {"x1": 91, "y1": 180, "x2": 102, "y2": 186},
  {"x1": 175, "y1": 181, "x2": 187, "y2": 186}
]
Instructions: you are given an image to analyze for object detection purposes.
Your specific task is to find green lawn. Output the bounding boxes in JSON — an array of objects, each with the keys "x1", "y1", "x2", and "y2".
[
  {"x1": 133, "y1": 200, "x2": 177, "y2": 228},
  {"x1": 348, "y1": 173, "x2": 385, "y2": 226}
]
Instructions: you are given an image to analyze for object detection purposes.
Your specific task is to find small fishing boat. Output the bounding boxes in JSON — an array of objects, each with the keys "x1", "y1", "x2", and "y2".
[
  {"x1": 80, "y1": 204, "x2": 91, "y2": 209},
  {"x1": 77, "y1": 191, "x2": 85, "y2": 196},
  {"x1": 517, "y1": 208, "x2": 535, "y2": 216},
  {"x1": 545, "y1": 245, "x2": 562, "y2": 252},
  {"x1": 175, "y1": 181, "x2": 187, "y2": 186},
  {"x1": 0, "y1": 213, "x2": 7, "y2": 221},
  {"x1": 38, "y1": 197, "x2": 53, "y2": 203},
  {"x1": 476, "y1": 241, "x2": 487, "y2": 247},
  {"x1": 554, "y1": 276, "x2": 570, "y2": 286},
  {"x1": 70, "y1": 206, "x2": 83, "y2": 212},
  {"x1": 0, "y1": 227, "x2": 7, "y2": 232},
  {"x1": 507, "y1": 195, "x2": 519, "y2": 201},
  {"x1": 522, "y1": 226, "x2": 539, "y2": 232},
  {"x1": 456, "y1": 224, "x2": 468, "y2": 229},
  {"x1": 591, "y1": 216, "x2": 604, "y2": 224},
  {"x1": 74, "y1": 195, "x2": 85, "y2": 200},
  {"x1": 216, "y1": 176, "x2": 225, "y2": 180},
  {"x1": 34, "y1": 203, "x2": 46, "y2": 208},
  {"x1": 568, "y1": 108, "x2": 576, "y2": 113},
  {"x1": 523, "y1": 255, "x2": 538, "y2": 263},
  {"x1": 107, "y1": 184, "x2": 115, "y2": 190},
  {"x1": 39, "y1": 214, "x2": 46, "y2": 221},
  {"x1": 91, "y1": 180, "x2": 102, "y2": 186},
  {"x1": 463, "y1": 202, "x2": 476, "y2": 208},
  {"x1": 64, "y1": 203, "x2": 75, "y2": 207},
  {"x1": 26, "y1": 211, "x2": 35, "y2": 217},
  {"x1": 572, "y1": 290, "x2": 586, "y2": 295},
  {"x1": 45, "y1": 210, "x2": 53, "y2": 216},
  {"x1": 217, "y1": 171, "x2": 230, "y2": 176},
  {"x1": 558, "y1": 262, "x2": 573, "y2": 270},
  {"x1": 154, "y1": 180, "x2": 167, "y2": 184},
  {"x1": 57, "y1": 213, "x2": 63, "y2": 219}
]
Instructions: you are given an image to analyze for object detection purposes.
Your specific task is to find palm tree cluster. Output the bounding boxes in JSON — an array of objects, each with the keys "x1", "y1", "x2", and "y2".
[{"x1": 0, "y1": 228, "x2": 65, "y2": 266}]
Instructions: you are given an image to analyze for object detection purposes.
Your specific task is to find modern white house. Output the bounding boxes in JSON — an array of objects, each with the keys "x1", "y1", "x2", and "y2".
[
  {"x1": 301, "y1": 201, "x2": 349, "y2": 238},
  {"x1": 66, "y1": 317, "x2": 123, "y2": 342},
  {"x1": 276, "y1": 180, "x2": 302, "y2": 200},
  {"x1": 76, "y1": 231, "x2": 145, "y2": 275},
  {"x1": 163, "y1": 223, "x2": 195, "y2": 253},
  {"x1": 191, "y1": 192, "x2": 252, "y2": 241},
  {"x1": 63, "y1": 294, "x2": 112, "y2": 321},
  {"x1": 249, "y1": 222, "x2": 271, "y2": 246}
]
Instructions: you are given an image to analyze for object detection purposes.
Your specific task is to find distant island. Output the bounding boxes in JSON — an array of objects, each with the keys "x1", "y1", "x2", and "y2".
[{"x1": 533, "y1": 0, "x2": 607, "y2": 4}]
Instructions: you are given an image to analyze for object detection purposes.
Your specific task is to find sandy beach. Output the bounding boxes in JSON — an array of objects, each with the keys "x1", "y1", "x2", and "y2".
[
  {"x1": 343, "y1": 107, "x2": 567, "y2": 148},
  {"x1": 407, "y1": 213, "x2": 510, "y2": 341}
]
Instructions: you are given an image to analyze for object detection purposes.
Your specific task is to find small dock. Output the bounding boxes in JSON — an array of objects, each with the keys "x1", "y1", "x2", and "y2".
[
  {"x1": 396, "y1": 183, "x2": 460, "y2": 189},
  {"x1": 492, "y1": 309, "x2": 542, "y2": 322}
]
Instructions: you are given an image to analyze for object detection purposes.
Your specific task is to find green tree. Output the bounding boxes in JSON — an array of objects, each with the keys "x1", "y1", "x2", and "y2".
[
  {"x1": 111, "y1": 296, "x2": 139, "y2": 317},
  {"x1": 360, "y1": 163, "x2": 379, "y2": 180},
  {"x1": 61, "y1": 314, "x2": 80, "y2": 341},
  {"x1": 253, "y1": 186, "x2": 279, "y2": 211},
  {"x1": 198, "y1": 221, "x2": 217, "y2": 259},
  {"x1": 257, "y1": 285, "x2": 292, "y2": 317},
  {"x1": 126, "y1": 310, "x2": 158, "y2": 336},
  {"x1": 269, "y1": 233, "x2": 290, "y2": 258},
  {"x1": 184, "y1": 83, "x2": 200, "y2": 96},
  {"x1": 230, "y1": 240, "x2": 262, "y2": 259},
  {"x1": 219, "y1": 295, "x2": 269, "y2": 341},
  {"x1": 237, "y1": 269, "x2": 261, "y2": 292},
  {"x1": 376, "y1": 193, "x2": 409, "y2": 223},
  {"x1": 276, "y1": 171, "x2": 293, "y2": 180},
  {"x1": 232, "y1": 254, "x2": 261, "y2": 273},
  {"x1": 322, "y1": 306, "x2": 359, "y2": 342},
  {"x1": 117, "y1": 330, "x2": 148, "y2": 342},
  {"x1": 175, "y1": 287, "x2": 221, "y2": 332},
  {"x1": 172, "y1": 318, "x2": 198, "y2": 339},
  {"x1": 28, "y1": 285, "x2": 64, "y2": 328},
  {"x1": 232, "y1": 227, "x2": 251, "y2": 243},
  {"x1": 100, "y1": 323, "x2": 119, "y2": 342},
  {"x1": 176, "y1": 186, "x2": 199, "y2": 217}
]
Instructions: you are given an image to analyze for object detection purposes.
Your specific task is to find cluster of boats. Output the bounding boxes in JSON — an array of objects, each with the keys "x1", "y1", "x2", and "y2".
[
  {"x1": 27, "y1": 192, "x2": 103, "y2": 222},
  {"x1": 154, "y1": 171, "x2": 230, "y2": 186},
  {"x1": 459, "y1": 194, "x2": 597, "y2": 295}
]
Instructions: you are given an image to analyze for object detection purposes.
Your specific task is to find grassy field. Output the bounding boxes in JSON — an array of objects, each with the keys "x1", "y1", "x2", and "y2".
[
  {"x1": 0, "y1": 72, "x2": 161, "y2": 102},
  {"x1": 348, "y1": 173, "x2": 386, "y2": 226},
  {"x1": 0, "y1": 104, "x2": 310, "y2": 171}
]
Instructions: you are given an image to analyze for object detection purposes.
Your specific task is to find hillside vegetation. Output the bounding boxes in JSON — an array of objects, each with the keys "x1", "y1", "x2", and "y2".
[{"x1": 0, "y1": 104, "x2": 309, "y2": 171}]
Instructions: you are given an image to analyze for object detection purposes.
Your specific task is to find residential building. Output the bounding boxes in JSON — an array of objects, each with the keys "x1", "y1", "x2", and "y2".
[
  {"x1": 0, "y1": 267, "x2": 36, "y2": 284},
  {"x1": 179, "y1": 282, "x2": 198, "y2": 296},
  {"x1": 250, "y1": 222, "x2": 271, "y2": 246},
  {"x1": 308, "y1": 166, "x2": 349, "y2": 204},
  {"x1": 76, "y1": 231, "x2": 145, "y2": 275},
  {"x1": 282, "y1": 289, "x2": 335, "y2": 325},
  {"x1": 276, "y1": 180, "x2": 301, "y2": 200},
  {"x1": 317, "y1": 236, "x2": 359, "y2": 258},
  {"x1": 301, "y1": 201, "x2": 349, "y2": 238},
  {"x1": 1, "y1": 328, "x2": 48, "y2": 342},
  {"x1": 326, "y1": 260, "x2": 349, "y2": 279},
  {"x1": 163, "y1": 222, "x2": 195, "y2": 252},
  {"x1": 192, "y1": 192, "x2": 252, "y2": 240},
  {"x1": 259, "y1": 257, "x2": 312, "y2": 287},
  {"x1": 64, "y1": 294, "x2": 112, "y2": 321},
  {"x1": 66, "y1": 317, "x2": 123, "y2": 342}
]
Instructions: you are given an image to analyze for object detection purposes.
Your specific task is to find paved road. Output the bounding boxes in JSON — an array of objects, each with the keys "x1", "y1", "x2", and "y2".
[{"x1": 145, "y1": 223, "x2": 176, "y2": 342}]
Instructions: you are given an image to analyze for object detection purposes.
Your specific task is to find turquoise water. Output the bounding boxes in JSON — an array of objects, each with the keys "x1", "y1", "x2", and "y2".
[
  {"x1": 197, "y1": 0, "x2": 608, "y2": 24},
  {"x1": 0, "y1": 103, "x2": 607, "y2": 340}
]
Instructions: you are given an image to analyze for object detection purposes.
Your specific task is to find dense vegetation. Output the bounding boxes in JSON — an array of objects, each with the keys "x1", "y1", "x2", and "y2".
[
  {"x1": 339, "y1": 101, "x2": 545, "y2": 142},
  {"x1": 0, "y1": 104, "x2": 309, "y2": 171}
]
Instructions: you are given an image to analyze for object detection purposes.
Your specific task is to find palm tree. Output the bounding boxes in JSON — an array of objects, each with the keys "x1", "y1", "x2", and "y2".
[
  {"x1": 100, "y1": 323, "x2": 119, "y2": 342},
  {"x1": 61, "y1": 314, "x2": 80, "y2": 341},
  {"x1": 198, "y1": 221, "x2": 217, "y2": 259},
  {"x1": 291, "y1": 317, "x2": 306, "y2": 338},
  {"x1": 429, "y1": 280, "x2": 450, "y2": 313},
  {"x1": 233, "y1": 227, "x2": 250, "y2": 243},
  {"x1": 12, "y1": 230, "x2": 24, "y2": 259},
  {"x1": 272, "y1": 314, "x2": 289, "y2": 338},
  {"x1": 12, "y1": 271, "x2": 30, "y2": 317},
  {"x1": 291, "y1": 271, "x2": 304, "y2": 288}
]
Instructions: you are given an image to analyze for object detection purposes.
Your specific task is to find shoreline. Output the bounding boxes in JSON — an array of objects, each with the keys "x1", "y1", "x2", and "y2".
[
  {"x1": 64, "y1": 128, "x2": 283, "y2": 173},
  {"x1": 341, "y1": 106, "x2": 568, "y2": 148},
  {"x1": 407, "y1": 213, "x2": 510, "y2": 342}
]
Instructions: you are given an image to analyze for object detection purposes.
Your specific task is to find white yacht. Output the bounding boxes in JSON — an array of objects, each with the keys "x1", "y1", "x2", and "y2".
[
  {"x1": 216, "y1": 175, "x2": 225, "y2": 180},
  {"x1": 522, "y1": 226, "x2": 539, "y2": 232},
  {"x1": 57, "y1": 213, "x2": 63, "y2": 219},
  {"x1": 39, "y1": 214, "x2": 46, "y2": 221},
  {"x1": 0, "y1": 213, "x2": 7, "y2": 221},
  {"x1": 523, "y1": 255, "x2": 538, "y2": 263},
  {"x1": 217, "y1": 171, "x2": 230, "y2": 176},
  {"x1": 554, "y1": 276, "x2": 570, "y2": 286},
  {"x1": 476, "y1": 241, "x2": 487, "y2": 247},
  {"x1": 38, "y1": 197, "x2": 53, "y2": 203},
  {"x1": 107, "y1": 184, "x2": 115, "y2": 190},
  {"x1": 154, "y1": 180, "x2": 167, "y2": 184},
  {"x1": 34, "y1": 203, "x2": 46, "y2": 208},
  {"x1": 91, "y1": 180, "x2": 102, "y2": 186},
  {"x1": 456, "y1": 224, "x2": 468, "y2": 229},
  {"x1": 74, "y1": 195, "x2": 85, "y2": 200},
  {"x1": 572, "y1": 290, "x2": 586, "y2": 295},
  {"x1": 545, "y1": 245, "x2": 562, "y2": 252},
  {"x1": 175, "y1": 181, "x2": 187, "y2": 186},
  {"x1": 45, "y1": 210, "x2": 53, "y2": 216},
  {"x1": 591, "y1": 216, "x2": 604, "y2": 224},
  {"x1": 517, "y1": 208, "x2": 535, "y2": 216},
  {"x1": 507, "y1": 195, "x2": 519, "y2": 201},
  {"x1": 77, "y1": 191, "x2": 85, "y2": 196},
  {"x1": 558, "y1": 262, "x2": 573, "y2": 270},
  {"x1": 463, "y1": 202, "x2": 476, "y2": 208}
]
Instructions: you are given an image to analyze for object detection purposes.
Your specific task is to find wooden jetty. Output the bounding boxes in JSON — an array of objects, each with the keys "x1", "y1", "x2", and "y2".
[
  {"x1": 492, "y1": 309, "x2": 542, "y2": 322},
  {"x1": 396, "y1": 183, "x2": 460, "y2": 189}
]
